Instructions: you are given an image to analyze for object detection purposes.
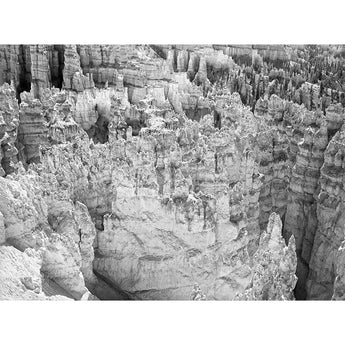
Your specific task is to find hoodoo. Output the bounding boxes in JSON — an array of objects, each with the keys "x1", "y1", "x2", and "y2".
[{"x1": 1, "y1": 44, "x2": 345, "y2": 300}]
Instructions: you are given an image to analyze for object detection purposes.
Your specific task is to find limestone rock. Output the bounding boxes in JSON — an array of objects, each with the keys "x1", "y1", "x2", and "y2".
[
  {"x1": 190, "y1": 283, "x2": 207, "y2": 300},
  {"x1": 307, "y1": 124, "x2": 345, "y2": 299},
  {"x1": 332, "y1": 241, "x2": 345, "y2": 300},
  {"x1": 1, "y1": 44, "x2": 345, "y2": 301},
  {"x1": 0, "y1": 83, "x2": 19, "y2": 175},
  {"x1": 0, "y1": 245, "x2": 71, "y2": 300},
  {"x1": 236, "y1": 213, "x2": 297, "y2": 300}
]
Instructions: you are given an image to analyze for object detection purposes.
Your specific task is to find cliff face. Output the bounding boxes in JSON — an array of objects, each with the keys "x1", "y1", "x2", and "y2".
[
  {"x1": 94, "y1": 109, "x2": 262, "y2": 300},
  {"x1": 236, "y1": 212, "x2": 297, "y2": 300},
  {"x1": 33, "y1": 94, "x2": 263, "y2": 299},
  {"x1": 1, "y1": 44, "x2": 345, "y2": 300},
  {"x1": 307, "y1": 124, "x2": 345, "y2": 299},
  {"x1": 0, "y1": 83, "x2": 19, "y2": 175}
]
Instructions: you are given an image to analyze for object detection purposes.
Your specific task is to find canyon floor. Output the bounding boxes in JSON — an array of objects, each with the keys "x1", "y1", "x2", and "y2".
[{"x1": 1, "y1": 44, "x2": 345, "y2": 300}]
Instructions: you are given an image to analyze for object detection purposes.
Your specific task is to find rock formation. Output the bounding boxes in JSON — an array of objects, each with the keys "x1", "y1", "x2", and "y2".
[
  {"x1": 235, "y1": 213, "x2": 297, "y2": 300},
  {"x1": 190, "y1": 283, "x2": 207, "y2": 300},
  {"x1": 1, "y1": 44, "x2": 345, "y2": 300}
]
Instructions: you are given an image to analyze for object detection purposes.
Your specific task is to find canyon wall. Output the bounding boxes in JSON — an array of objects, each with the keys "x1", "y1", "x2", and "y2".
[{"x1": 1, "y1": 44, "x2": 345, "y2": 300}]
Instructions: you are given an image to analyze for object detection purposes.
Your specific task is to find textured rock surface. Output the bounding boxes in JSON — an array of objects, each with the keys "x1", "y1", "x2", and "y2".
[
  {"x1": 1, "y1": 44, "x2": 345, "y2": 300},
  {"x1": 0, "y1": 245, "x2": 71, "y2": 300},
  {"x1": 0, "y1": 83, "x2": 19, "y2": 175},
  {"x1": 307, "y1": 124, "x2": 345, "y2": 299},
  {"x1": 235, "y1": 213, "x2": 297, "y2": 300},
  {"x1": 332, "y1": 240, "x2": 345, "y2": 300}
]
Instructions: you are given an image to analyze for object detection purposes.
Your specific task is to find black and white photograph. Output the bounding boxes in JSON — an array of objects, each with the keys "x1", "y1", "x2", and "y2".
[
  {"x1": 1, "y1": 1, "x2": 344, "y2": 344},
  {"x1": 1, "y1": 43, "x2": 331, "y2": 301}
]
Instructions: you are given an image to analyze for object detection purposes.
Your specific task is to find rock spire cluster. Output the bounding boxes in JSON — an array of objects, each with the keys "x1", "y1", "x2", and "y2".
[{"x1": 1, "y1": 44, "x2": 345, "y2": 300}]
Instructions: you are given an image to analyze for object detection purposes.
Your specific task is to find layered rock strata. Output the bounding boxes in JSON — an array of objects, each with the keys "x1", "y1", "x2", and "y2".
[{"x1": 0, "y1": 44, "x2": 345, "y2": 300}]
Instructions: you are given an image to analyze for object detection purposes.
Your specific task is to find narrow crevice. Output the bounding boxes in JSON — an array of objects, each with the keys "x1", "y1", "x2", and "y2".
[
  {"x1": 214, "y1": 153, "x2": 218, "y2": 174},
  {"x1": 16, "y1": 45, "x2": 32, "y2": 102},
  {"x1": 172, "y1": 49, "x2": 178, "y2": 72},
  {"x1": 50, "y1": 45, "x2": 64, "y2": 89},
  {"x1": 293, "y1": 254, "x2": 309, "y2": 300},
  {"x1": 214, "y1": 110, "x2": 221, "y2": 129},
  {"x1": 187, "y1": 54, "x2": 200, "y2": 82}
]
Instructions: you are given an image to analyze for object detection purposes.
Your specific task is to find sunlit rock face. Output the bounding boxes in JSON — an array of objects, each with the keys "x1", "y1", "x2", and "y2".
[
  {"x1": 1, "y1": 44, "x2": 345, "y2": 300},
  {"x1": 0, "y1": 166, "x2": 96, "y2": 300},
  {"x1": 0, "y1": 245, "x2": 71, "y2": 300},
  {"x1": 93, "y1": 110, "x2": 262, "y2": 300},
  {"x1": 0, "y1": 83, "x2": 19, "y2": 175}
]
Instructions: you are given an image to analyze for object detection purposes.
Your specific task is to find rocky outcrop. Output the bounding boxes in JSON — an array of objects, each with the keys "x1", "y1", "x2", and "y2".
[
  {"x1": 190, "y1": 283, "x2": 207, "y2": 300},
  {"x1": 235, "y1": 213, "x2": 297, "y2": 300},
  {"x1": 255, "y1": 96, "x2": 292, "y2": 230},
  {"x1": 306, "y1": 124, "x2": 345, "y2": 299},
  {"x1": 38, "y1": 97, "x2": 263, "y2": 300},
  {"x1": 0, "y1": 245, "x2": 72, "y2": 300},
  {"x1": 0, "y1": 161, "x2": 99, "y2": 299},
  {"x1": 1, "y1": 44, "x2": 345, "y2": 300},
  {"x1": 332, "y1": 240, "x2": 345, "y2": 300},
  {"x1": 0, "y1": 45, "x2": 31, "y2": 98},
  {"x1": 18, "y1": 92, "x2": 48, "y2": 164},
  {"x1": 0, "y1": 83, "x2": 19, "y2": 175}
]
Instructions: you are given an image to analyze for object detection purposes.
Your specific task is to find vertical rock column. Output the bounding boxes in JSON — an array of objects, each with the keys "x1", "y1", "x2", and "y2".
[
  {"x1": 307, "y1": 124, "x2": 345, "y2": 299},
  {"x1": 0, "y1": 83, "x2": 19, "y2": 175},
  {"x1": 284, "y1": 120, "x2": 328, "y2": 299}
]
